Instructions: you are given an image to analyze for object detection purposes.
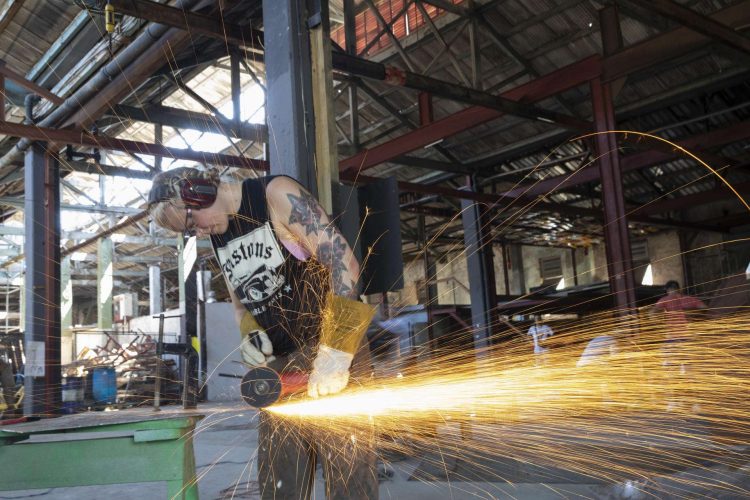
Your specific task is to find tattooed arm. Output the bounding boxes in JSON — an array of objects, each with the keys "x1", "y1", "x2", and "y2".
[{"x1": 266, "y1": 176, "x2": 360, "y2": 297}]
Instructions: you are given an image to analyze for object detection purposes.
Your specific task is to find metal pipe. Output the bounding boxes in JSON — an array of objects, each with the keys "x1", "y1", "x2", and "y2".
[{"x1": 0, "y1": 0, "x2": 206, "y2": 169}]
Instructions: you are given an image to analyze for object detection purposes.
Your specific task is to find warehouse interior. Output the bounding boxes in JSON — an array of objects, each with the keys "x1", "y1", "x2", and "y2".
[{"x1": 0, "y1": 0, "x2": 749, "y2": 498}]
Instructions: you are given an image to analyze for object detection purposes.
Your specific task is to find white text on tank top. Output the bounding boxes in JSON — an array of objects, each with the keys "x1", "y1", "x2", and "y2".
[{"x1": 215, "y1": 222, "x2": 291, "y2": 315}]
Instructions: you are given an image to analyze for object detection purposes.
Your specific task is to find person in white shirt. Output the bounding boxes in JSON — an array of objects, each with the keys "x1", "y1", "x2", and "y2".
[{"x1": 527, "y1": 315, "x2": 554, "y2": 354}]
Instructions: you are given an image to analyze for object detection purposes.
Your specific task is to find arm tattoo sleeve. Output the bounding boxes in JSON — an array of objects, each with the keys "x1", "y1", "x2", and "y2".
[
  {"x1": 287, "y1": 191, "x2": 327, "y2": 236},
  {"x1": 287, "y1": 189, "x2": 356, "y2": 296}
]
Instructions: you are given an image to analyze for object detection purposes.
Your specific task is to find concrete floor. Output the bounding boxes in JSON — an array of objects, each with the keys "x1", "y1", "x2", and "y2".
[{"x1": 2, "y1": 403, "x2": 749, "y2": 499}]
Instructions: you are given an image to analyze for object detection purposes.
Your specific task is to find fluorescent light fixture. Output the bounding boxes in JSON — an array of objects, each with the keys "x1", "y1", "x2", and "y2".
[
  {"x1": 536, "y1": 116, "x2": 555, "y2": 124},
  {"x1": 556, "y1": 278, "x2": 565, "y2": 290},
  {"x1": 423, "y1": 139, "x2": 444, "y2": 149}
]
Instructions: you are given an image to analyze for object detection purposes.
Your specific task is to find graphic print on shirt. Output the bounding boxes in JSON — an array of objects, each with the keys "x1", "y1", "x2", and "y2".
[{"x1": 215, "y1": 223, "x2": 286, "y2": 304}]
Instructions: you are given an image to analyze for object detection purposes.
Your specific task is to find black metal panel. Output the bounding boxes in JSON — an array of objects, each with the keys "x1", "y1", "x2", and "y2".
[
  {"x1": 358, "y1": 176, "x2": 404, "y2": 295},
  {"x1": 332, "y1": 182, "x2": 363, "y2": 265}
]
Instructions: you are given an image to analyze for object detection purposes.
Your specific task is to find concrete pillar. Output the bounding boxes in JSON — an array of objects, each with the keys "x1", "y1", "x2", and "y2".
[{"x1": 97, "y1": 237, "x2": 113, "y2": 330}]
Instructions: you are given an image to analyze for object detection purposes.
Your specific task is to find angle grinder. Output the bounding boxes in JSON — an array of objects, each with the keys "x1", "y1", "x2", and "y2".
[{"x1": 240, "y1": 366, "x2": 309, "y2": 408}]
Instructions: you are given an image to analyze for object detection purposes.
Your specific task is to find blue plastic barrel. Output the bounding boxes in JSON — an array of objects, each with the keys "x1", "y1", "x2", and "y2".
[
  {"x1": 61, "y1": 376, "x2": 84, "y2": 414},
  {"x1": 92, "y1": 367, "x2": 117, "y2": 404}
]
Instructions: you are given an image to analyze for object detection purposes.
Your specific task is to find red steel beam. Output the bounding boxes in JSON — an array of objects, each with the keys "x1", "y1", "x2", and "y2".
[
  {"x1": 603, "y1": 2, "x2": 750, "y2": 82},
  {"x1": 339, "y1": 3, "x2": 750, "y2": 175},
  {"x1": 634, "y1": 181, "x2": 750, "y2": 216},
  {"x1": 0, "y1": 121, "x2": 267, "y2": 170},
  {"x1": 0, "y1": 60, "x2": 64, "y2": 106},
  {"x1": 626, "y1": 0, "x2": 750, "y2": 56},
  {"x1": 339, "y1": 55, "x2": 602, "y2": 173},
  {"x1": 500, "y1": 120, "x2": 750, "y2": 200}
]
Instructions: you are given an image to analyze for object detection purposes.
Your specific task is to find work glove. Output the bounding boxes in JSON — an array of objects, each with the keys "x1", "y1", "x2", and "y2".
[
  {"x1": 307, "y1": 294, "x2": 377, "y2": 398},
  {"x1": 307, "y1": 344, "x2": 354, "y2": 398},
  {"x1": 239, "y1": 311, "x2": 275, "y2": 366}
]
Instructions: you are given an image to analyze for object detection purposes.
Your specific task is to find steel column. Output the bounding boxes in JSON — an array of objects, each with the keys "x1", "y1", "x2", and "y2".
[
  {"x1": 501, "y1": 242, "x2": 510, "y2": 295},
  {"x1": 230, "y1": 50, "x2": 242, "y2": 126},
  {"x1": 591, "y1": 77, "x2": 636, "y2": 311},
  {"x1": 571, "y1": 247, "x2": 579, "y2": 286},
  {"x1": 263, "y1": 0, "x2": 317, "y2": 192},
  {"x1": 23, "y1": 144, "x2": 61, "y2": 417},
  {"x1": 461, "y1": 177, "x2": 497, "y2": 354},
  {"x1": 344, "y1": 0, "x2": 360, "y2": 149}
]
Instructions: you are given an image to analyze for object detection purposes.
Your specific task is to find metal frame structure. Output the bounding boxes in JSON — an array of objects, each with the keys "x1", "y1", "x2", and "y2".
[{"x1": 0, "y1": 0, "x2": 746, "y2": 394}]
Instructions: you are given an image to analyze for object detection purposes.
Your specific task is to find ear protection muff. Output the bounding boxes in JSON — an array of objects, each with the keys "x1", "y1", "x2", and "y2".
[
  {"x1": 178, "y1": 178, "x2": 218, "y2": 208},
  {"x1": 148, "y1": 175, "x2": 218, "y2": 209}
]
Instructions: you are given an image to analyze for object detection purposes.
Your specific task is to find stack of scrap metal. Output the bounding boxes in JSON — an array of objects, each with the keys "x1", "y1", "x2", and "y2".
[{"x1": 62, "y1": 333, "x2": 180, "y2": 407}]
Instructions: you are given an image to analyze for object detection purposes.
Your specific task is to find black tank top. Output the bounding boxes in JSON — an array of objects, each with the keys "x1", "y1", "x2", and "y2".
[{"x1": 210, "y1": 176, "x2": 329, "y2": 356}]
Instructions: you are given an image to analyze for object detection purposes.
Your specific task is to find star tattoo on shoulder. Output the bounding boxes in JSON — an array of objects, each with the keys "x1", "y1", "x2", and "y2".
[{"x1": 287, "y1": 190, "x2": 326, "y2": 235}]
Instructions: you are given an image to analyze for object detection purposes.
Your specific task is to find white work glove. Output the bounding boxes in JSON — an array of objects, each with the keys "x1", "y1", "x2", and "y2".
[
  {"x1": 240, "y1": 330, "x2": 275, "y2": 367},
  {"x1": 307, "y1": 344, "x2": 354, "y2": 398}
]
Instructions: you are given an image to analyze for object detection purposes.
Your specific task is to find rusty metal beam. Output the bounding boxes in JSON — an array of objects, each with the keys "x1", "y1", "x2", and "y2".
[
  {"x1": 420, "y1": 0, "x2": 470, "y2": 16},
  {"x1": 332, "y1": 52, "x2": 590, "y2": 140},
  {"x1": 634, "y1": 181, "x2": 750, "y2": 217},
  {"x1": 337, "y1": 3, "x2": 750, "y2": 176},
  {"x1": 338, "y1": 55, "x2": 602, "y2": 173},
  {"x1": 603, "y1": 2, "x2": 750, "y2": 82},
  {"x1": 0, "y1": 121, "x2": 267, "y2": 170},
  {"x1": 0, "y1": 60, "x2": 63, "y2": 105},
  {"x1": 108, "y1": 0, "x2": 263, "y2": 49},
  {"x1": 500, "y1": 120, "x2": 750, "y2": 200},
  {"x1": 626, "y1": 0, "x2": 750, "y2": 55},
  {"x1": 112, "y1": 104, "x2": 268, "y2": 141}
]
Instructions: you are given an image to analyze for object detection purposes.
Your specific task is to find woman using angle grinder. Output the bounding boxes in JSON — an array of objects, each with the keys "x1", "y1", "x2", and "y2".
[{"x1": 148, "y1": 167, "x2": 378, "y2": 499}]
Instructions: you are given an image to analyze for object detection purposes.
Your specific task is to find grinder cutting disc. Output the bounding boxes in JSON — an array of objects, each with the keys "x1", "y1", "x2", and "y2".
[{"x1": 241, "y1": 366, "x2": 282, "y2": 408}]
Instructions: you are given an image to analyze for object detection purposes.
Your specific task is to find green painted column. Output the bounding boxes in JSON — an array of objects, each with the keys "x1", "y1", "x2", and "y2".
[
  {"x1": 61, "y1": 256, "x2": 73, "y2": 364},
  {"x1": 177, "y1": 235, "x2": 185, "y2": 313},
  {"x1": 97, "y1": 237, "x2": 113, "y2": 330}
]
